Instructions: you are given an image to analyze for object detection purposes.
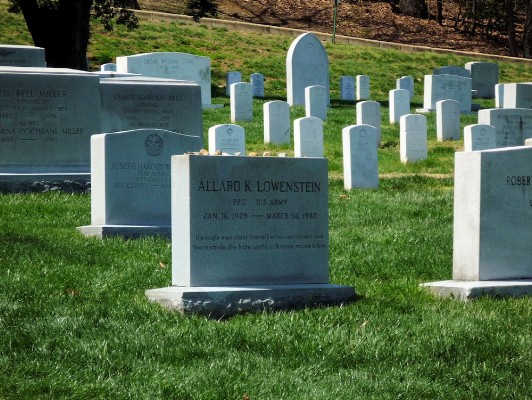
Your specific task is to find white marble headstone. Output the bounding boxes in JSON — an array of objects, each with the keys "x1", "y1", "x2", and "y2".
[
  {"x1": 226, "y1": 71, "x2": 242, "y2": 96},
  {"x1": 495, "y1": 83, "x2": 504, "y2": 108},
  {"x1": 436, "y1": 99, "x2": 460, "y2": 141},
  {"x1": 423, "y1": 74, "x2": 472, "y2": 113},
  {"x1": 305, "y1": 85, "x2": 327, "y2": 120},
  {"x1": 453, "y1": 146, "x2": 532, "y2": 280},
  {"x1": 208, "y1": 124, "x2": 245, "y2": 155},
  {"x1": 286, "y1": 33, "x2": 329, "y2": 106},
  {"x1": 478, "y1": 108, "x2": 532, "y2": 147},
  {"x1": 250, "y1": 73, "x2": 265, "y2": 97},
  {"x1": 264, "y1": 100, "x2": 290, "y2": 144},
  {"x1": 356, "y1": 100, "x2": 381, "y2": 146},
  {"x1": 230, "y1": 82, "x2": 253, "y2": 122},
  {"x1": 340, "y1": 76, "x2": 355, "y2": 101},
  {"x1": 294, "y1": 117, "x2": 324, "y2": 158},
  {"x1": 396, "y1": 76, "x2": 414, "y2": 99},
  {"x1": 342, "y1": 124, "x2": 379, "y2": 189},
  {"x1": 389, "y1": 89, "x2": 410, "y2": 124},
  {"x1": 400, "y1": 114, "x2": 427, "y2": 163},
  {"x1": 356, "y1": 75, "x2": 370, "y2": 100},
  {"x1": 101, "y1": 63, "x2": 117, "y2": 72},
  {"x1": 463, "y1": 124, "x2": 496, "y2": 152},
  {"x1": 433, "y1": 65, "x2": 471, "y2": 78},
  {"x1": 502, "y1": 83, "x2": 532, "y2": 109}
]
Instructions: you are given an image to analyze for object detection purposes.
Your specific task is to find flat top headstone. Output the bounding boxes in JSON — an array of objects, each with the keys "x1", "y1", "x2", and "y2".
[
  {"x1": 172, "y1": 155, "x2": 329, "y2": 286},
  {"x1": 433, "y1": 65, "x2": 471, "y2": 78},
  {"x1": 286, "y1": 33, "x2": 329, "y2": 106},
  {"x1": 0, "y1": 44, "x2": 45, "y2": 67},
  {"x1": 423, "y1": 74, "x2": 472, "y2": 112},
  {"x1": 478, "y1": 108, "x2": 532, "y2": 148}
]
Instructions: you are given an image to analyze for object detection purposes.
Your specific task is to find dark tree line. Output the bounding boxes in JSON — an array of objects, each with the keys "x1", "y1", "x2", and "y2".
[{"x1": 8, "y1": 0, "x2": 218, "y2": 70}]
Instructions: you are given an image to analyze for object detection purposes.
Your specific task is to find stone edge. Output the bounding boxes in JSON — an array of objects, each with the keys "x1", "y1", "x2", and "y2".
[
  {"x1": 420, "y1": 279, "x2": 532, "y2": 301},
  {"x1": 145, "y1": 284, "x2": 356, "y2": 318},
  {"x1": 77, "y1": 225, "x2": 171, "y2": 239}
]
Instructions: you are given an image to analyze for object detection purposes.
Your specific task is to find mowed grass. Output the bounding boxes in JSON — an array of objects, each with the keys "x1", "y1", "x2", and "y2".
[{"x1": 1, "y1": 3, "x2": 532, "y2": 399}]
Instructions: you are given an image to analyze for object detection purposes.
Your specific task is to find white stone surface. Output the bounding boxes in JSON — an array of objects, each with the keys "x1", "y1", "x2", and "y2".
[
  {"x1": 99, "y1": 79, "x2": 203, "y2": 137},
  {"x1": 478, "y1": 108, "x2": 532, "y2": 147},
  {"x1": 0, "y1": 44, "x2": 45, "y2": 67},
  {"x1": 356, "y1": 100, "x2": 381, "y2": 146},
  {"x1": 294, "y1": 117, "x2": 324, "y2": 158},
  {"x1": 225, "y1": 71, "x2": 241, "y2": 96},
  {"x1": 495, "y1": 83, "x2": 504, "y2": 108},
  {"x1": 84, "y1": 129, "x2": 201, "y2": 232},
  {"x1": 421, "y1": 280, "x2": 532, "y2": 300},
  {"x1": 208, "y1": 124, "x2": 245, "y2": 155},
  {"x1": 264, "y1": 100, "x2": 290, "y2": 144},
  {"x1": 436, "y1": 99, "x2": 460, "y2": 141},
  {"x1": 0, "y1": 68, "x2": 100, "y2": 173},
  {"x1": 340, "y1": 76, "x2": 355, "y2": 101},
  {"x1": 356, "y1": 75, "x2": 370, "y2": 100},
  {"x1": 305, "y1": 85, "x2": 327, "y2": 120},
  {"x1": 389, "y1": 89, "x2": 410, "y2": 124},
  {"x1": 433, "y1": 65, "x2": 471, "y2": 78},
  {"x1": 465, "y1": 61, "x2": 498, "y2": 98},
  {"x1": 396, "y1": 76, "x2": 414, "y2": 99},
  {"x1": 463, "y1": 124, "x2": 496, "y2": 151},
  {"x1": 453, "y1": 146, "x2": 532, "y2": 280},
  {"x1": 423, "y1": 74, "x2": 472, "y2": 113},
  {"x1": 342, "y1": 124, "x2": 379, "y2": 189},
  {"x1": 286, "y1": 32, "x2": 329, "y2": 106},
  {"x1": 230, "y1": 82, "x2": 253, "y2": 122},
  {"x1": 100, "y1": 63, "x2": 117, "y2": 72},
  {"x1": 502, "y1": 83, "x2": 532, "y2": 109},
  {"x1": 171, "y1": 155, "x2": 330, "y2": 286},
  {"x1": 115, "y1": 52, "x2": 212, "y2": 106},
  {"x1": 400, "y1": 114, "x2": 427, "y2": 163},
  {"x1": 250, "y1": 72, "x2": 265, "y2": 97}
]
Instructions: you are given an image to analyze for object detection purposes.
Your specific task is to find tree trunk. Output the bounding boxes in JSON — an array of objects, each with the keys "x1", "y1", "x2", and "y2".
[
  {"x1": 504, "y1": 0, "x2": 518, "y2": 57},
  {"x1": 398, "y1": 0, "x2": 429, "y2": 18},
  {"x1": 436, "y1": 0, "x2": 443, "y2": 25},
  {"x1": 524, "y1": 0, "x2": 532, "y2": 58},
  {"x1": 18, "y1": 0, "x2": 93, "y2": 70}
]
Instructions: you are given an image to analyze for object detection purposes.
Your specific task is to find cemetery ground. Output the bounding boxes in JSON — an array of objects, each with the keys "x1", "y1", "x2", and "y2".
[{"x1": 1, "y1": 5, "x2": 532, "y2": 399}]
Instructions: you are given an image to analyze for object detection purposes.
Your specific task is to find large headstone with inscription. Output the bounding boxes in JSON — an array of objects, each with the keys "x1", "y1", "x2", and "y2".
[
  {"x1": 145, "y1": 155, "x2": 355, "y2": 317},
  {"x1": 286, "y1": 32, "x2": 329, "y2": 106},
  {"x1": 115, "y1": 52, "x2": 215, "y2": 108},
  {"x1": 502, "y1": 83, "x2": 532, "y2": 109},
  {"x1": 0, "y1": 44, "x2": 45, "y2": 67},
  {"x1": 433, "y1": 65, "x2": 470, "y2": 78},
  {"x1": 478, "y1": 108, "x2": 532, "y2": 148},
  {"x1": 78, "y1": 129, "x2": 202, "y2": 238},
  {"x1": 465, "y1": 62, "x2": 498, "y2": 98},
  {"x1": 99, "y1": 79, "x2": 203, "y2": 136},
  {"x1": 422, "y1": 146, "x2": 532, "y2": 299},
  {"x1": 422, "y1": 74, "x2": 472, "y2": 113},
  {"x1": 0, "y1": 67, "x2": 100, "y2": 191}
]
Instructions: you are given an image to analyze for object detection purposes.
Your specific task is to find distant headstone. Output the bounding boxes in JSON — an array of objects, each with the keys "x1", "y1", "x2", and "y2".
[
  {"x1": 495, "y1": 83, "x2": 504, "y2": 108},
  {"x1": 264, "y1": 100, "x2": 290, "y2": 144},
  {"x1": 502, "y1": 83, "x2": 532, "y2": 109},
  {"x1": 433, "y1": 65, "x2": 471, "y2": 78},
  {"x1": 453, "y1": 146, "x2": 532, "y2": 280},
  {"x1": 422, "y1": 74, "x2": 472, "y2": 113},
  {"x1": 294, "y1": 117, "x2": 324, "y2": 158},
  {"x1": 230, "y1": 82, "x2": 253, "y2": 122},
  {"x1": 478, "y1": 108, "x2": 532, "y2": 147},
  {"x1": 463, "y1": 124, "x2": 496, "y2": 151},
  {"x1": 356, "y1": 100, "x2": 381, "y2": 146},
  {"x1": 305, "y1": 85, "x2": 327, "y2": 120},
  {"x1": 99, "y1": 79, "x2": 203, "y2": 137},
  {"x1": 356, "y1": 75, "x2": 370, "y2": 100},
  {"x1": 526, "y1": 138, "x2": 532, "y2": 146},
  {"x1": 421, "y1": 146, "x2": 532, "y2": 300},
  {"x1": 0, "y1": 44, "x2": 45, "y2": 67},
  {"x1": 342, "y1": 124, "x2": 379, "y2": 189},
  {"x1": 389, "y1": 89, "x2": 410, "y2": 124},
  {"x1": 250, "y1": 73, "x2": 265, "y2": 97},
  {"x1": 145, "y1": 155, "x2": 355, "y2": 317},
  {"x1": 77, "y1": 129, "x2": 202, "y2": 238},
  {"x1": 286, "y1": 32, "x2": 329, "y2": 106},
  {"x1": 115, "y1": 52, "x2": 214, "y2": 107},
  {"x1": 101, "y1": 63, "x2": 117, "y2": 72},
  {"x1": 340, "y1": 76, "x2": 355, "y2": 101},
  {"x1": 436, "y1": 99, "x2": 460, "y2": 141},
  {"x1": 226, "y1": 71, "x2": 242, "y2": 96},
  {"x1": 0, "y1": 67, "x2": 100, "y2": 189},
  {"x1": 208, "y1": 124, "x2": 245, "y2": 155},
  {"x1": 465, "y1": 61, "x2": 498, "y2": 98},
  {"x1": 400, "y1": 114, "x2": 427, "y2": 163},
  {"x1": 396, "y1": 76, "x2": 414, "y2": 99}
]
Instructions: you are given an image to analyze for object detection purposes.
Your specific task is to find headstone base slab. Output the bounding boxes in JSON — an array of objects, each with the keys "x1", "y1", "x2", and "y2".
[
  {"x1": 420, "y1": 279, "x2": 532, "y2": 301},
  {"x1": 145, "y1": 284, "x2": 356, "y2": 318},
  {"x1": 0, "y1": 173, "x2": 90, "y2": 193},
  {"x1": 77, "y1": 225, "x2": 171, "y2": 239}
]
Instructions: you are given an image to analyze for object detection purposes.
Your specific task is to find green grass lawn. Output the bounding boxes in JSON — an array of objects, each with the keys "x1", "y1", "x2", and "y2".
[{"x1": 1, "y1": 4, "x2": 532, "y2": 399}]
